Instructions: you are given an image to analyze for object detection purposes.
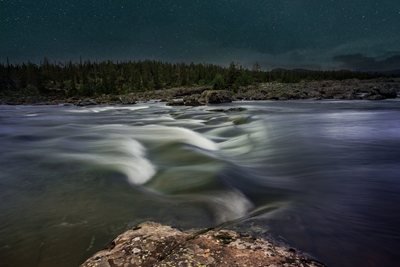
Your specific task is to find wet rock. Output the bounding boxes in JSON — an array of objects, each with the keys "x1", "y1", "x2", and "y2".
[
  {"x1": 80, "y1": 222, "x2": 325, "y2": 267},
  {"x1": 166, "y1": 99, "x2": 185, "y2": 106},
  {"x1": 207, "y1": 107, "x2": 247, "y2": 113}
]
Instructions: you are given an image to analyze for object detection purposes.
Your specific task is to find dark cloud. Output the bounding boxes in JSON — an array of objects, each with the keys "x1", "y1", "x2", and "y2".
[{"x1": 333, "y1": 54, "x2": 400, "y2": 71}]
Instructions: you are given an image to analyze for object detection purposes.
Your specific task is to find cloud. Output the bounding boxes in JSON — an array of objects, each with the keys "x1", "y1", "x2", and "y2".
[
  {"x1": 333, "y1": 54, "x2": 400, "y2": 71},
  {"x1": 227, "y1": 36, "x2": 400, "y2": 71}
]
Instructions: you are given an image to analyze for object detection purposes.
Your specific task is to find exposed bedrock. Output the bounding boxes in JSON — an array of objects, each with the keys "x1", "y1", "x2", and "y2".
[{"x1": 80, "y1": 221, "x2": 325, "y2": 267}]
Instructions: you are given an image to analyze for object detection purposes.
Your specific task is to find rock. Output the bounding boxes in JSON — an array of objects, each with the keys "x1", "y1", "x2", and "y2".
[
  {"x1": 80, "y1": 222, "x2": 325, "y2": 267},
  {"x1": 207, "y1": 107, "x2": 247, "y2": 113},
  {"x1": 229, "y1": 107, "x2": 247, "y2": 112},
  {"x1": 207, "y1": 108, "x2": 226, "y2": 113},
  {"x1": 183, "y1": 94, "x2": 203, "y2": 106},
  {"x1": 120, "y1": 95, "x2": 136, "y2": 104},
  {"x1": 342, "y1": 91, "x2": 362, "y2": 100},
  {"x1": 199, "y1": 90, "x2": 233, "y2": 104},
  {"x1": 363, "y1": 88, "x2": 390, "y2": 100},
  {"x1": 76, "y1": 98, "x2": 98, "y2": 106},
  {"x1": 67, "y1": 97, "x2": 80, "y2": 103},
  {"x1": 364, "y1": 94, "x2": 386, "y2": 100},
  {"x1": 379, "y1": 88, "x2": 397, "y2": 99},
  {"x1": 166, "y1": 100, "x2": 185, "y2": 106}
]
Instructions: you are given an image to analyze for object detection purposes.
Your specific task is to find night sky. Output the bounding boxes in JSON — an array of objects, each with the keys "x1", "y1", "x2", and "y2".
[{"x1": 2, "y1": 0, "x2": 400, "y2": 71}]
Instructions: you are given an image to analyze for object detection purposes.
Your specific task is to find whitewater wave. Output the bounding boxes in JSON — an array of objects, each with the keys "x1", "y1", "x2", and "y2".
[
  {"x1": 58, "y1": 134, "x2": 156, "y2": 185},
  {"x1": 204, "y1": 189, "x2": 254, "y2": 223},
  {"x1": 134, "y1": 125, "x2": 219, "y2": 151},
  {"x1": 66, "y1": 106, "x2": 149, "y2": 113}
]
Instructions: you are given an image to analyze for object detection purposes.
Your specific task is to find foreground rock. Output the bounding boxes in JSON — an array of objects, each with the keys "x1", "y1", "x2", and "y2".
[{"x1": 81, "y1": 222, "x2": 325, "y2": 267}]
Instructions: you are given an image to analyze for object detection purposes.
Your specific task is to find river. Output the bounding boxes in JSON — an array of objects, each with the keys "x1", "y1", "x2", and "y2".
[{"x1": 0, "y1": 100, "x2": 399, "y2": 267}]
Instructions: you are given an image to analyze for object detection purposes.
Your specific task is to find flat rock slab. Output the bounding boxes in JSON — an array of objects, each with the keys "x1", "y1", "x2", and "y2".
[{"x1": 81, "y1": 222, "x2": 325, "y2": 267}]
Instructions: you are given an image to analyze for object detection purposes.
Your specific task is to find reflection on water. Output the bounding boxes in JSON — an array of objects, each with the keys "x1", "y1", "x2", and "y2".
[{"x1": 0, "y1": 100, "x2": 400, "y2": 267}]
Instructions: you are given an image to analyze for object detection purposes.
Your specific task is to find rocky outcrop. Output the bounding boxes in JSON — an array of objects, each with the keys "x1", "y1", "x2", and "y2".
[
  {"x1": 80, "y1": 222, "x2": 325, "y2": 267},
  {"x1": 199, "y1": 90, "x2": 233, "y2": 104}
]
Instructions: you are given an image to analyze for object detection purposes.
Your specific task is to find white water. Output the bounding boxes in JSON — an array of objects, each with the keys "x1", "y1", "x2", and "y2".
[{"x1": 1, "y1": 100, "x2": 400, "y2": 267}]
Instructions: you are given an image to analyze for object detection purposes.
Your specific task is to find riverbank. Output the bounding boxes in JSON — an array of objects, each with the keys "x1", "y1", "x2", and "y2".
[
  {"x1": 80, "y1": 222, "x2": 325, "y2": 267},
  {"x1": 1, "y1": 78, "x2": 399, "y2": 106}
]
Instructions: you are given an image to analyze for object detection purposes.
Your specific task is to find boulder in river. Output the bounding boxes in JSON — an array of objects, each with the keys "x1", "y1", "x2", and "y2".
[
  {"x1": 80, "y1": 221, "x2": 325, "y2": 267},
  {"x1": 199, "y1": 90, "x2": 233, "y2": 104},
  {"x1": 166, "y1": 99, "x2": 185, "y2": 106},
  {"x1": 183, "y1": 93, "x2": 203, "y2": 106}
]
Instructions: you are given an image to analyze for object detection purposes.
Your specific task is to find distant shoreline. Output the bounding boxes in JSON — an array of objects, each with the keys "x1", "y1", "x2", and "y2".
[{"x1": 1, "y1": 78, "x2": 399, "y2": 106}]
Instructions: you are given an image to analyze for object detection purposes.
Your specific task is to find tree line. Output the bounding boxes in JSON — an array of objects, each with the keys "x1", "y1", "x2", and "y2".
[{"x1": 0, "y1": 58, "x2": 396, "y2": 98}]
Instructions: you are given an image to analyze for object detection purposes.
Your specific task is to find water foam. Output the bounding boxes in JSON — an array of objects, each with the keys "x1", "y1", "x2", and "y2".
[
  {"x1": 205, "y1": 189, "x2": 254, "y2": 223},
  {"x1": 137, "y1": 125, "x2": 219, "y2": 151},
  {"x1": 66, "y1": 106, "x2": 149, "y2": 113},
  {"x1": 59, "y1": 135, "x2": 156, "y2": 185}
]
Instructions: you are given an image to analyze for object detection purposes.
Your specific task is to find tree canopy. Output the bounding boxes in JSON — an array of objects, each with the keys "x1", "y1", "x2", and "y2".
[{"x1": 1, "y1": 58, "x2": 397, "y2": 98}]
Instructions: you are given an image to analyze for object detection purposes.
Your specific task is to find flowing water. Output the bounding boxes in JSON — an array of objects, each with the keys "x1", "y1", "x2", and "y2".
[{"x1": 0, "y1": 100, "x2": 400, "y2": 267}]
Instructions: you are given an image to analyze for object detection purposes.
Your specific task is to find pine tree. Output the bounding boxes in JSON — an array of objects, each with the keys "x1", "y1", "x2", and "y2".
[{"x1": 226, "y1": 61, "x2": 240, "y2": 87}]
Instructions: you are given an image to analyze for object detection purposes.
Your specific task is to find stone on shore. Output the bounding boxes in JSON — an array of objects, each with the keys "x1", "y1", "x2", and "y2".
[
  {"x1": 4, "y1": 78, "x2": 399, "y2": 106},
  {"x1": 80, "y1": 222, "x2": 325, "y2": 267}
]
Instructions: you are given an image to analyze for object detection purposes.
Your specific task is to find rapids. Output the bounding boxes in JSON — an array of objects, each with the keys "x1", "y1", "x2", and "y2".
[{"x1": 0, "y1": 100, "x2": 399, "y2": 267}]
